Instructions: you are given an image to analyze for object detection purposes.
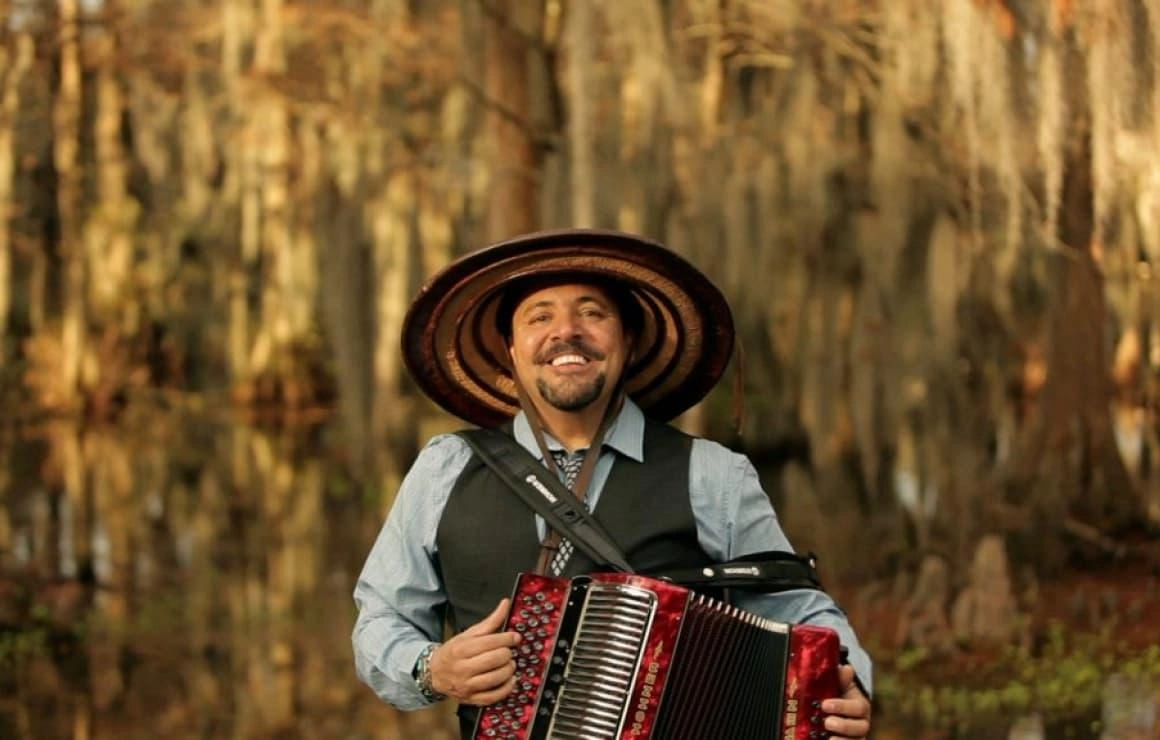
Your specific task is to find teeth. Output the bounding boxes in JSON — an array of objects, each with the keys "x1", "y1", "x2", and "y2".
[{"x1": 551, "y1": 354, "x2": 588, "y2": 366}]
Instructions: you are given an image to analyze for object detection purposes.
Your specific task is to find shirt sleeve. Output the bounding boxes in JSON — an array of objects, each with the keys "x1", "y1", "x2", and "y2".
[
  {"x1": 351, "y1": 433, "x2": 474, "y2": 710},
  {"x1": 689, "y1": 438, "x2": 874, "y2": 696}
]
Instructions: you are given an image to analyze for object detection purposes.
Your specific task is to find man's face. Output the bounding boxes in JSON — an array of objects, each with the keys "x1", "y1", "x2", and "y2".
[{"x1": 507, "y1": 283, "x2": 631, "y2": 414}]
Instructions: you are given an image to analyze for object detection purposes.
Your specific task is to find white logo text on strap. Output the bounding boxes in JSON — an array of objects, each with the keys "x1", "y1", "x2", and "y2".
[{"x1": 524, "y1": 474, "x2": 558, "y2": 504}]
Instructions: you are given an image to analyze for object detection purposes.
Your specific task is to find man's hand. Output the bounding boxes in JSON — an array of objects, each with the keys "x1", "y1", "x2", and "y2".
[
  {"x1": 428, "y1": 599, "x2": 522, "y2": 706},
  {"x1": 821, "y1": 664, "x2": 872, "y2": 738}
]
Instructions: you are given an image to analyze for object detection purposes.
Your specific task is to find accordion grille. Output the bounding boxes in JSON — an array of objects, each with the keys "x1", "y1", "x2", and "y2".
[{"x1": 546, "y1": 583, "x2": 657, "y2": 740}]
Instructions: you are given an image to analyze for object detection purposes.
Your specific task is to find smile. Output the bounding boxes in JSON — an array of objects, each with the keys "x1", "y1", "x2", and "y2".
[{"x1": 549, "y1": 354, "x2": 589, "y2": 367}]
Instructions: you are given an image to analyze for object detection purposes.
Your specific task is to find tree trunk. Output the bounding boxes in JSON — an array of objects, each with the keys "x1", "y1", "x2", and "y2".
[
  {"x1": 55, "y1": 0, "x2": 86, "y2": 411},
  {"x1": 1009, "y1": 127, "x2": 1139, "y2": 555},
  {"x1": 224, "y1": 0, "x2": 255, "y2": 383},
  {"x1": 87, "y1": 3, "x2": 135, "y2": 329},
  {"x1": 605, "y1": 0, "x2": 676, "y2": 238},
  {"x1": 0, "y1": 33, "x2": 32, "y2": 355},
  {"x1": 319, "y1": 182, "x2": 375, "y2": 476},
  {"x1": 482, "y1": 0, "x2": 544, "y2": 240},
  {"x1": 369, "y1": 169, "x2": 415, "y2": 447},
  {"x1": 247, "y1": 0, "x2": 299, "y2": 385},
  {"x1": 564, "y1": 0, "x2": 595, "y2": 226}
]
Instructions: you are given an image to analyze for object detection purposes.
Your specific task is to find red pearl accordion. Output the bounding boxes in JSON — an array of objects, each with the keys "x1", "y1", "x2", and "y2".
[{"x1": 473, "y1": 572, "x2": 842, "y2": 740}]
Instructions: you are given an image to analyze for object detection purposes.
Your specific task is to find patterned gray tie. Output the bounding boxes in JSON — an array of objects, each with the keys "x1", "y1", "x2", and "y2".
[{"x1": 548, "y1": 449, "x2": 587, "y2": 576}]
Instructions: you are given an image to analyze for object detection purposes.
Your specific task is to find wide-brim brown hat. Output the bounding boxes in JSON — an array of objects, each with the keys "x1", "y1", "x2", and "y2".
[{"x1": 401, "y1": 228, "x2": 734, "y2": 428}]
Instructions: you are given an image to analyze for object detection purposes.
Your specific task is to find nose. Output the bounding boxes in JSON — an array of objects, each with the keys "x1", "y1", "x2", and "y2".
[{"x1": 549, "y1": 311, "x2": 583, "y2": 340}]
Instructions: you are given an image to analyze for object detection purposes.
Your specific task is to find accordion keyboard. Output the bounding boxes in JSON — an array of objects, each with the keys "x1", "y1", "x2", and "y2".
[{"x1": 547, "y1": 583, "x2": 657, "y2": 739}]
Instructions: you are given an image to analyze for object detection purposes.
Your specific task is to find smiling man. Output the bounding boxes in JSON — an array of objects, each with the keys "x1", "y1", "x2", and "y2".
[
  {"x1": 352, "y1": 229, "x2": 873, "y2": 739},
  {"x1": 505, "y1": 281, "x2": 630, "y2": 444}
]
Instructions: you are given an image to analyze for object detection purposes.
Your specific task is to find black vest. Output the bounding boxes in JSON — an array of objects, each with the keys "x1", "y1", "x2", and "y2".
[{"x1": 435, "y1": 417, "x2": 714, "y2": 634}]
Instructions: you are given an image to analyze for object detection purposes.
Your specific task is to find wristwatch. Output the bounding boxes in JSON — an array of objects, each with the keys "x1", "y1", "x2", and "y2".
[{"x1": 411, "y1": 643, "x2": 446, "y2": 702}]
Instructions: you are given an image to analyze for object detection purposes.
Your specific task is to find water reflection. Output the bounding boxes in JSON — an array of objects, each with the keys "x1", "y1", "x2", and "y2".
[
  {"x1": 0, "y1": 410, "x2": 457, "y2": 739},
  {"x1": 2, "y1": 413, "x2": 1154, "y2": 739}
]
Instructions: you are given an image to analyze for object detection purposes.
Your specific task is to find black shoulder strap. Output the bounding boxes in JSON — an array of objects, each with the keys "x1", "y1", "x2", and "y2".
[
  {"x1": 455, "y1": 427, "x2": 825, "y2": 593},
  {"x1": 455, "y1": 428, "x2": 635, "y2": 573}
]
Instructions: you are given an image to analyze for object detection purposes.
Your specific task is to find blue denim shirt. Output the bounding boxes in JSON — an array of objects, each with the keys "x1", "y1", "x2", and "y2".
[{"x1": 352, "y1": 399, "x2": 873, "y2": 710}]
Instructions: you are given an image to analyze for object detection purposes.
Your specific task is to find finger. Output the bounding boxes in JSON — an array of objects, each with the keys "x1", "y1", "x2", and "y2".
[
  {"x1": 462, "y1": 598, "x2": 512, "y2": 637},
  {"x1": 821, "y1": 697, "x2": 870, "y2": 719},
  {"x1": 460, "y1": 631, "x2": 522, "y2": 659},
  {"x1": 461, "y1": 644, "x2": 520, "y2": 676},
  {"x1": 463, "y1": 674, "x2": 518, "y2": 707},
  {"x1": 431, "y1": 644, "x2": 514, "y2": 702},
  {"x1": 824, "y1": 714, "x2": 870, "y2": 738},
  {"x1": 464, "y1": 659, "x2": 518, "y2": 694},
  {"x1": 837, "y1": 664, "x2": 857, "y2": 692}
]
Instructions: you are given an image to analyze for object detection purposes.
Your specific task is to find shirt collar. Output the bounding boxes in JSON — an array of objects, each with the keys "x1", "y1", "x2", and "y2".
[{"x1": 511, "y1": 397, "x2": 646, "y2": 463}]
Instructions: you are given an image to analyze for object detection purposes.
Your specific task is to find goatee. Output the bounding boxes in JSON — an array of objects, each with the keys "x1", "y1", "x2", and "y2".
[{"x1": 537, "y1": 373, "x2": 606, "y2": 411}]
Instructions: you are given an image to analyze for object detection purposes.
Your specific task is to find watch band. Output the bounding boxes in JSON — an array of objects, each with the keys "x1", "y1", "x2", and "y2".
[{"x1": 412, "y1": 643, "x2": 446, "y2": 703}]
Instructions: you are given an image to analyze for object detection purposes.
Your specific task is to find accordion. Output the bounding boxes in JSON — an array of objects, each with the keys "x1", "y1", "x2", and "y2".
[{"x1": 473, "y1": 571, "x2": 842, "y2": 740}]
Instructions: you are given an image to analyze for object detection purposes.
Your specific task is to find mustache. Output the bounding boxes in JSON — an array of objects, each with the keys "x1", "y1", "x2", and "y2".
[{"x1": 534, "y1": 339, "x2": 606, "y2": 364}]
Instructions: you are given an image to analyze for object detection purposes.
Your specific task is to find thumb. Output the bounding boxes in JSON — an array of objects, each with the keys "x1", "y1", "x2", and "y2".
[
  {"x1": 463, "y1": 597, "x2": 511, "y2": 636},
  {"x1": 838, "y1": 664, "x2": 855, "y2": 685},
  {"x1": 838, "y1": 664, "x2": 860, "y2": 697}
]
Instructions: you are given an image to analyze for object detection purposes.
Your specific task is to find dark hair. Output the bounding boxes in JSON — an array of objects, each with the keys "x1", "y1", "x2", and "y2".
[{"x1": 495, "y1": 273, "x2": 644, "y2": 342}]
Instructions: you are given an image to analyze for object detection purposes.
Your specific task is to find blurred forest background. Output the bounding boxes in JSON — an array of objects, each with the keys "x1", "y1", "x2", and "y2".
[{"x1": 1, "y1": 0, "x2": 1159, "y2": 738}]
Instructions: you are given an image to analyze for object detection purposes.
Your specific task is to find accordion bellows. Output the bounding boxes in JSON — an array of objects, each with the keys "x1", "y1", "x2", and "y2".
[{"x1": 474, "y1": 572, "x2": 842, "y2": 740}]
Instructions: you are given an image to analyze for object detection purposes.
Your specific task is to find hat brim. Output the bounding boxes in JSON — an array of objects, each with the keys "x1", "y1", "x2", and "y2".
[{"x1": 401, "y1": 229, "x2": 735, "y2": 428}]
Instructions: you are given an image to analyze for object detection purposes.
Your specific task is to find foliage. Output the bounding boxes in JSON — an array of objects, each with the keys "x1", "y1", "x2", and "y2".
[{"x1": 878, "y1": 619, "x2": 1160, "y2": 732}]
